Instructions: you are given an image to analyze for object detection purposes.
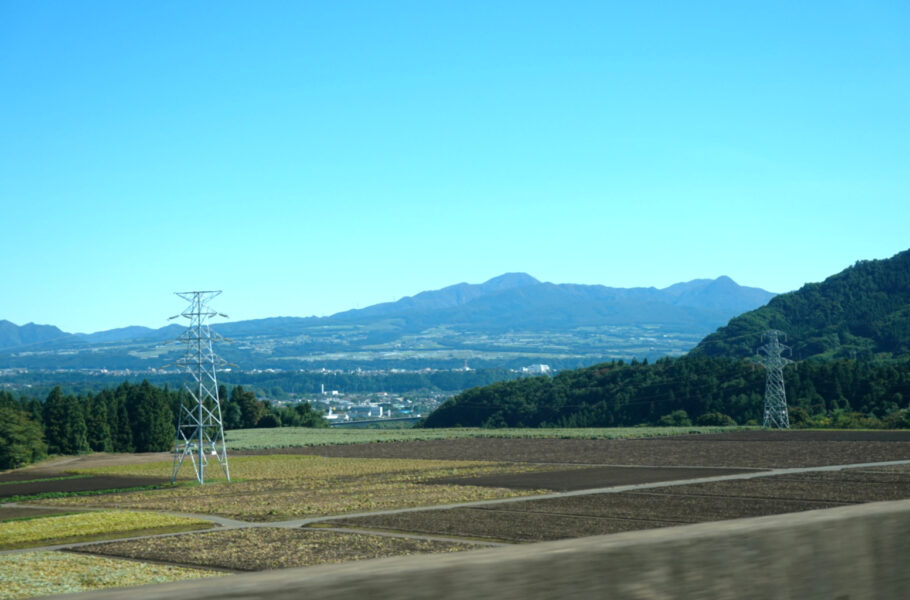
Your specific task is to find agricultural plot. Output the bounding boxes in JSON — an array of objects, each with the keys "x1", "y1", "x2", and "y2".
[
  {"x1": 296, "y1": 430, "x2": 910, "y2": 468},
  {"x1": 0, "y1": 475, "x2": 169, "y2": 502},
  {"x1": 0, "y1": 510, "x2": 213, "y2": 550},
  {"x1": 224, "y1": 426, "x2": 744, "y2": 450},
  {"x1": 425, "y1": 464, "x2": 757, "y2": 491},
  {"x1": 329, "y1": 466, "x2": 910, "y2": 543},
  {"x1": 0, "y1": 551, "x2": 220, "y2": 600},
  {"x1": 0, "y1": 506, "x2": 75, "y2": 522},
  {"x1": 29, "y1": 455, "x2": 555, "y2": 521},
  {"x1": 75, "y1": 527, "x2": 478, "y2": 572},
  {"x1": 5, "y1": 429, "x2": 910, "y2": 598}
]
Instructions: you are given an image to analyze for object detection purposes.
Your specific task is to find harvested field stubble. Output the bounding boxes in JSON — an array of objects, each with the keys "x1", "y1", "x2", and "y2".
[
  {"x1": 0, "y1": 510, "x2": 214, "y2": 550},
  {"x1": 331, "y1": 467, "x2": 910, "y2": 543},
  {"x1": 0, "y1": 551, "x2": 220, "y2": 600},
  {"x1": 32, "y1": 456, "x2": 552, "y2": 521},
  {"x1": 77, "y1": 527, "x2": 477, "y2": 571}
]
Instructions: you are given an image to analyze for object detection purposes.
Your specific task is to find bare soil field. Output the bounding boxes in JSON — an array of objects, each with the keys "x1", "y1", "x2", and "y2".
[
  {"x1": 250, "y1": 430, "x2": 910, "y2": 468},
  {"x1": 0, "y1": 506, "x2": 75, "y2": 522},
  {"x1": 74, "y1": 527, "x2": 477, "y2": 571},
  {"x1": 0, "y1": 476, "x2": 170, "y2": 501},
  {"x1": 425, "y1": 465, "x2": 757, "y2": 491},
  {"x1": 329, "y1": 466, "x2": 910, "y2": 543},
  {"x1": 0, "y1": 453, "x2": 172, "y2": 483}
]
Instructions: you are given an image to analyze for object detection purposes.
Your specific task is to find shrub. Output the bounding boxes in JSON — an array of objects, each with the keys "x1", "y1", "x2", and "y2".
[
  {"x1": 658, "y1": 410, "x2": 691, "y2": 427},
  {"x1": 695, "y1": 412, "x2": 737, "y2": 426}
]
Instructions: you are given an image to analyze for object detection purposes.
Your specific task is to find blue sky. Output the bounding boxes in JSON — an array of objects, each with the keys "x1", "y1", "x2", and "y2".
[{"x1": 2, "y1": 1, "x2": 908, "y2": 333}]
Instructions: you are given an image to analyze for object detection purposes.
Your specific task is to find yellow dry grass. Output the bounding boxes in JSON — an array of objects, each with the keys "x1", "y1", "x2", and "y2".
[
  {"x1": 0, "y1": 551, "x2": 220, "y2": 599},
  {"x1": 0, "y1": 510, "x2": 213, "y2": 549},
  {"x1": 36, "y1": 455, "x2": 553, "y2": 521}
]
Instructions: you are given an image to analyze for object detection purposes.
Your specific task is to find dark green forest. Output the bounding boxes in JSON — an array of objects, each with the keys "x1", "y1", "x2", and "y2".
[
  {"x1": 0, "y1": 382, "x2": 325, "y2": 470},
  {"x1": 693, "y1": 249, "x2": 910, "y2": 360},
  {"x1": 421, "y1": 356, "x2": 910, "y2": 429}
]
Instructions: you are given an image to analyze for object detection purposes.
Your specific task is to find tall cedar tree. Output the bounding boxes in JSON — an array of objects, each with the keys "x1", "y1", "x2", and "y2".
[
  {"x1": 42, "y1": 387, "x2": 89, "y2": 455},
  {"x1": 0, "y1": 406, "x2": 47, "y2": 469},
  {"x1": 126, "y1": 380, "x2": 174, "y2": 452},
  {"x1": 84, "y1": 392, "x2": 113, "y2": 452}
]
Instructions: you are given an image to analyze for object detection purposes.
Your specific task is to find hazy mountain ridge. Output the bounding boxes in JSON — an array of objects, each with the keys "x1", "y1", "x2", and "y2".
[
  {"x1": 0, "y1": 274, "x2": 775, "y2": 368},
  {"x1": 0, "y1": 320, "x2": 72, "y2": 350}
]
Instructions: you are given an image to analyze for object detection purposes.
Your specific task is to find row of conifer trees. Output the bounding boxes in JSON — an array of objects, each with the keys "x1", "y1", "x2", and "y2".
[{"x1": 0, "y1": 381, "x2": 325, "y2": 469}]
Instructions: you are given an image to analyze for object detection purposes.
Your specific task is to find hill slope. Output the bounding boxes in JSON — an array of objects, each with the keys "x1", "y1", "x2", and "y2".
[
  {"x1": 692, "y1": 249, "x2": 910, "y2": 360},
  {"x1": 0, "y1": 320, "x2": 72, "y2": 350}
]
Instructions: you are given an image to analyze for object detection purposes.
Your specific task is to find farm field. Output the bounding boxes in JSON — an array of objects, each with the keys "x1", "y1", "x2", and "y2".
[
  {"x1": 223, "y1": 426, "x2": 745, "y2": 449},
  {"x1": 0, "y1": 510, "x2": 212, "y2": 550},
  {"x1": 5, "y1": 430, "x2": 910, "y2": 597},
  {"x1": 0, "y1": 551, "x2": 219, "y2": 600},
  {"x1": 74, "y1": 527, "x2": 479, "y2": 571},
  {"x1": 328, "y1": 466, "x2": 910, "y2": 543},
  {"x1": 26, "y1": 455, "x2": 556, "y2": 521},
  {"x1": 284, "y1": 429, "x2": 910, "y2": 468}
]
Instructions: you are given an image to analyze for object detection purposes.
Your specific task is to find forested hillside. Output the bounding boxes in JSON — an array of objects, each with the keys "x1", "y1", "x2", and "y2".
[
  {"x1": 692, "y1": 249, "x2": 910, "y2": 360},
  {"x1": 421, "y1": 356, "x2": 910, "y2": 429},
  {"x1": 423, "y1": 249, "x2": 910, "y2": 430}
]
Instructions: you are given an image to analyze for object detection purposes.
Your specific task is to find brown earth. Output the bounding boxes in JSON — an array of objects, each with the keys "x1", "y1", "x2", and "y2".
[
  {"x1": 74, "y1": 527, "x2": 478, "y2": 571},
  {"x1": 0, "y1": 475, "x2": 170, "y2": 501},
  {"x1": 329, "y1": 467, "x2": 910, "y2": 543},
  {"x1": 0, "y1": 453, "x2": 171, "y2": 483},
  {"x1": 0, "y1": 506, "x2": 77, "y2": 522},
  {"x1": 237, "y1": 431, "x2": 910, "y2": 468},
  {"x1": 424, "y1": 465, "x2": 758, "y2": 491}
]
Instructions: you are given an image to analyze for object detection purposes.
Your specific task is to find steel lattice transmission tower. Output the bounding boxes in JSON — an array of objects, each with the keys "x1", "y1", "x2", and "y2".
[
  {"x1": 757, "y1": 329, "x2": 792, "y2": 430},
  {"x1": 170, "y1": 291, "x2": 230, "y2": 484}
]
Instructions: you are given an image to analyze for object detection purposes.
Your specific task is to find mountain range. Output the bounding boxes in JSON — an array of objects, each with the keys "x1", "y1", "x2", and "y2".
[{"x1": 0, "y1": 274, "x2": 775, "y2": 370}]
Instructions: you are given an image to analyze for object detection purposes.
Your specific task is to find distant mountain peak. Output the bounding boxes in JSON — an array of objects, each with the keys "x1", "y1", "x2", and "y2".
[{"x1": 480, "y1": 272, "x2": 540, "y2": 291}]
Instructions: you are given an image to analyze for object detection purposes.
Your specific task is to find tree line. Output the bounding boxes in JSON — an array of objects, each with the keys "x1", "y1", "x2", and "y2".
[
  {"x1": 0, "y1": 381, "x2": 326, "y2": 470},
  {"x1": 421, "y1": 356, "x2": 910, "y2": 429}
]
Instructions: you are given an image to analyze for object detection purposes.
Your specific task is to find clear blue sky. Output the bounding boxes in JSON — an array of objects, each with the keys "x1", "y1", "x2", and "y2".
[{"x1": 2, "y1": 1, "x2": 908, "y2": 333}]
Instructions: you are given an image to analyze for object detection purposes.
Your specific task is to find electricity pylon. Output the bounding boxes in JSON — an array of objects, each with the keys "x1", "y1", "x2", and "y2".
[
  {"x1": 757, "y1": 329, "x2": 791, "y2": 430},
  {"x1": 170, "y1": 291, "x2": 230, "y2": 484}
]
